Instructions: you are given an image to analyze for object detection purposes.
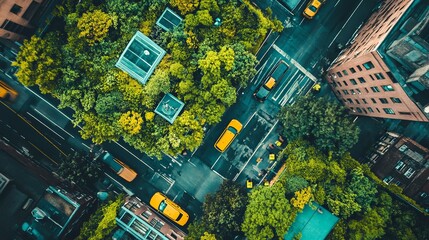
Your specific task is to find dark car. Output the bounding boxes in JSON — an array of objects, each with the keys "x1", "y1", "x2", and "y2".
[{"x1": 253, "y1": 61, "x2": 289, "y2": 102}]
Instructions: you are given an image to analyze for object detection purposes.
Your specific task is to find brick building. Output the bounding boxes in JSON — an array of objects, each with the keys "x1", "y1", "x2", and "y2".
[
  {"x1": 325, "y1": 0, "x2": 429, "y2": 122},
  {"x1": 0, "y1": 0, "x2": 55, "y2": 41},
  {"x1": 115, "y1": 196, "x2": 187, "y2": 240},
  {"x1": 367, "y1": 132, "x2": 429, "y2": 207}
]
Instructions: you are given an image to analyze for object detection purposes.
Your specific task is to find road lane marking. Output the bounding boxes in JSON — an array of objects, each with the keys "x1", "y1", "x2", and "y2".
[
  {"x1": 258, "y1": 34, "x2": 281, "y2": 64},
  {"x1": 29, "y1": 142, "x2": 58, "y2": 165},
  {"x1": 279, "y1": 75, "x2": 303, "y2": 106},
  {"x1": 32, "y1": 108, "x2": 75, "y2": 138},
  {"x1": 104, "y1": 173, "x2": 134, "y2": 196},
  {"x1": 233, "y1": 120, "x2": 279, "y2": 181},
  {"x1": 328, "y1": 0, "x2": 364, "y2": 48},
  {"x1": 26, "y1": 112, "x2": 65, "y2": 140},
  {"x1": 272, "y1": 44, "x2": 317, "y2": 82},
  {"x1": 211, "y1": 155, "x2": 222, "y2": 169},
  {"x1": 272, "y1": 69, "x2": 300, "y2": 101},
  {"x1": 334, "y1": 0, "x2": 342, "y2": 8}
]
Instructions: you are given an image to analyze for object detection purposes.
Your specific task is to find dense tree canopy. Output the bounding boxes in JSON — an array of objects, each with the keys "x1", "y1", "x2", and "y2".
[
  {"x1": 186, "y1": 180, "x2": 248, "y2": 240},
  {"x1": 242, "y1": 184, "x2": 295, "y2": 240},
  {"x1": 57, "y1": 152, "x2": 102, "y2": 189},
  {"x1": 277, "y1": 95, "x2": 360, "y2": 157},
  {"x1": 13, "y1": 0, "x2": 275, "y2": 158}
]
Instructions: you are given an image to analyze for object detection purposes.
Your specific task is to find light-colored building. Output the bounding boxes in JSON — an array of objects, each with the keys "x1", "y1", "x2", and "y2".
[{"x1": 325, "y1": 0, "x2": 429, "y2": 122}]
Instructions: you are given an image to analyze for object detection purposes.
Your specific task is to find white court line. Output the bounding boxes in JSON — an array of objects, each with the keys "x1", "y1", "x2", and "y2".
[
  {"x1": 26, "y1": 112, "x2": 65, "y2": 140},
  {"x1": 272, "y1": 69, "x2": 300, "y2": 101},
  {"x1": 32, "y1": 108, "x2": 75, "y2": 138},
  {"x1": 233, "y1": 120, "x2": 279, "y2": 181},
  {"x1": 328, "y1": 0, "x2": 364, "y2": 48}
]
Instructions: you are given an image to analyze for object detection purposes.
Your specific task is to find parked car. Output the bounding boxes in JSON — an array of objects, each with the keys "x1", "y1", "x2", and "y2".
[
  {"x1": 303, "y1": 0, "x2": 325, "y2": 19},
  {"x1": 214, "y1": 119, "x2": 243, "y2": 152},
  {"x1": 101, "y1": 152, "x2": 137, "y2": 182},
  {"x1": 253, "y1": 61, "x2": 289, "y2": 102},
  {"x1": 0, "y1": 80, "x2": 18, "y2": 102},
  {"x1": 150, "y1": 192, "x2": 190, "y2": 226}
]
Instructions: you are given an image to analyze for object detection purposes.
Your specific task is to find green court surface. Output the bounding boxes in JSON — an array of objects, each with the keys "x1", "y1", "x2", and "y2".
[{"x1": 284, "y1": 203, "x2": 339, "y2": 240}]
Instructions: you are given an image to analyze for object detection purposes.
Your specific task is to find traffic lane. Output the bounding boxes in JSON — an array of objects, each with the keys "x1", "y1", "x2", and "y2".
[{"x1": 0, "y1": 103, "x2": 64, "y2": 165}]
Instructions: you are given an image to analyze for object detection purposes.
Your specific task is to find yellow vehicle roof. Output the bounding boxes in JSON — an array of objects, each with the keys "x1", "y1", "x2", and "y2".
[
  {"x1": 215, "y1": 119, "x2": 243, "y2": 152},
  {"x1": 150, "y1": 192, "x2": 190, "y2": 226},
  {"x1": 0, "y1": 80, "x2": 18, "y2": 100},
  {"x1": 264, "y1": 77, "x2": 276, "y2": 89}
]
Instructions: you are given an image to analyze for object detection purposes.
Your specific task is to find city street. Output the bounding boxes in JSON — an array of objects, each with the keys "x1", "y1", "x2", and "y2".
[{"x1": 0, "y1": 0, "x2": 383, "y2": 230}]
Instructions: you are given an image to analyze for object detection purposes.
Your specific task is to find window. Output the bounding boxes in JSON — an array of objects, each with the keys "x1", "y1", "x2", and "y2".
[
  {"x1": 363, "y1": 61, "x2": 375, "y2": 70},
  {"x1": 390, "y1": 97, "x2": 401, "y2": 103},
  {"x1": 379, "y1": 98, "x2": 388, "y2": 104},
  {"x1": 375, "y1": 72, "x2": 385, "y2": 79},
  {"x1": 357, "y1": 65, "x2": 362, "y2": 71},
  {"x1": 331, "y1": 82, "x2": 337, "y2": 87},
  {"x1": 383, "y1": 176, "x2": 394, "y2": 184},
  {"x1": 371, "y1": 98, "x2": 376, "y2": 103},
  {"x1": 394, "y1": 180, "x2": 401, "y2": 186},
  {"x1": 368, "y1": 107, "x2": 374, "y2": 112},
  {"x1": 337, "y1": 71, "x2": 343, "y2": 77},
  {"x1": 336, "y1": 90, "x2": 341, "y2": 95},
  {"x1": 371, "y1": 86, "x2": 380, "y2": 92},
  {"x1": 395, "y1": 161, "x2": 405, "y2": 171},
  {"x1": 376, "y1": 108, "x2": 380, "y2": 113},
  {"x1": 337, "y1": 81, "x2": 342, "y2": 87},
  {"x1": 356, "y1": 107, "x2": 362, "y2": 113},
  {"x1": 404, "y1": 167, "x2": 415, "y2": 178},
  {"x1": 347, "y1": 98, "x2": 353, "y2": 104},
  {"x1": 369, "y1": 74, "x2": 375, "y2": 80},
  {"x1": 356, "y1": 88, "x2": 361, "y2": 94},
  {"x1": 10, "y1": 4, "x2": 22, "y2": 14},
  {"x1": 363, "y1": 108, "x2": 368, "y2": 114},
  {"x1": 343, "y1": 80, "x2": 348, "y2": 86},
  {"x1": 383, "y1": 108, "x2": 395, "y2": 114},
  {"x1": 358, "y1": 77, "x2": 366, "y2": 83},
  {"x1": 420, "y1": 192, "x2": 428, "y2": 198},
  {"x1": 365, "y1": 87, "x2": 369, "y2": 93},
  {"x1": 342, "y1": 70, "x2": 349, "y2": 76},
  {"x1": 142, "y1": 210, "x2": 152, "y2": 220},
  {"x1": 355, "y1": 99, "x2": 360, "y2": 104},
  {"x1": 382, "y1": 85, "x2": 394, "y2": 91},
  {"x1": 399, "y1": 112, "x2": 412, "y2": 115},
  {"x1": 349, "y1": 67, "x2": 356, "y2": 73},
  {"x1": 362, "y1": 98, "x2": 367, "y2": 104},
  {"x1": 350, "y1": 79, "x2": 357, "y2": 85},
  {"x1": 342, "y1": 90, "x2": 349, "y2": 95}
]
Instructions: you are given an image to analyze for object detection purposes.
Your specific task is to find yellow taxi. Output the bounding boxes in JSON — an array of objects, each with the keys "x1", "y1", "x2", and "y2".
[
  {"x1": 214, "y1": 119, "x2": 243, "y2": 152},
  {"x1": 303, "y1": 0, "x2": 325, "y2": 19},
  {"x1": 0, "y1": 80, "x2": 18, "y2": 101},
  {"x1": 150, "y1": 192, "x2": 190, "y2": 226}
]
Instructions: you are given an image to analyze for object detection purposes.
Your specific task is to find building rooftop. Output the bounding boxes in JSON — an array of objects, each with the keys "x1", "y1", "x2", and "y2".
[
  {"x1": 116, "y1": 196, "x2": 186, "y2": 240},
  {"x1": 154, "y1": 93, "x2": 184, "y2": 124},
  {"x1": 284, "y1": 203, "x2": 339, "y2": 240},
  {"x1": 116, "y1": 31, "x2": 166, "y2": 85},
  {"x1": 21, "y1": 186, "x2": 92, "y2": 239},
  {"x1": 156, "y1": 8, "x2": 183, "y2": 31},
  {"x1": 380, "y1": 1, "x2": 429, "y2": 114}
]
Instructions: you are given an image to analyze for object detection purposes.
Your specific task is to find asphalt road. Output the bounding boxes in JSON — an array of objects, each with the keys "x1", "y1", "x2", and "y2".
[{"x1": 0, "y1": 0, "x2": 382, "y2": 231}]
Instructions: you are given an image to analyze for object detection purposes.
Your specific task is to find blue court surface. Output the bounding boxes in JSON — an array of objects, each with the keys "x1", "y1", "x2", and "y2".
[{"x1": 284, "y1": 203, "x2": 339, "y2": 240}]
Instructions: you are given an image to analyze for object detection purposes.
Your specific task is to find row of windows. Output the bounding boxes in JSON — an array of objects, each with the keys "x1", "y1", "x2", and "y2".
[
  {"x1": 350, "y1": 106, "x2": 412, "y2": 116},
  {"x1": 335, "y1": 61, "x2": 375, "y2": 78},
  {"x1": 332, "y1": 73, "x2": 387, "y2": 87},
  {"x1": 336, "y1": 84, "x2": 395, "y2": 96},
  {"x1": 344, "y1": 97, "x2": 402, "y2": 105}
]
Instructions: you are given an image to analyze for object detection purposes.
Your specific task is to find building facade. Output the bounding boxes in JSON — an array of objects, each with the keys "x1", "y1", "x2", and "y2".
[
  {"x1": 367, "y1": 132, "x2": 429, "y2": 208},
  {"x1": 115, "y1": 196, "x2": 187, "y2": 240},
  {"x1": 325, "y1": 0, "x2": 429, "y2": 122}
]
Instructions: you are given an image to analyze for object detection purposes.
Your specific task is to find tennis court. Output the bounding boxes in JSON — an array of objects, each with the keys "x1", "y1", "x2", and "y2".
[{"x1": 284, "y1": 203, "x2": 339, "y2": 240}]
